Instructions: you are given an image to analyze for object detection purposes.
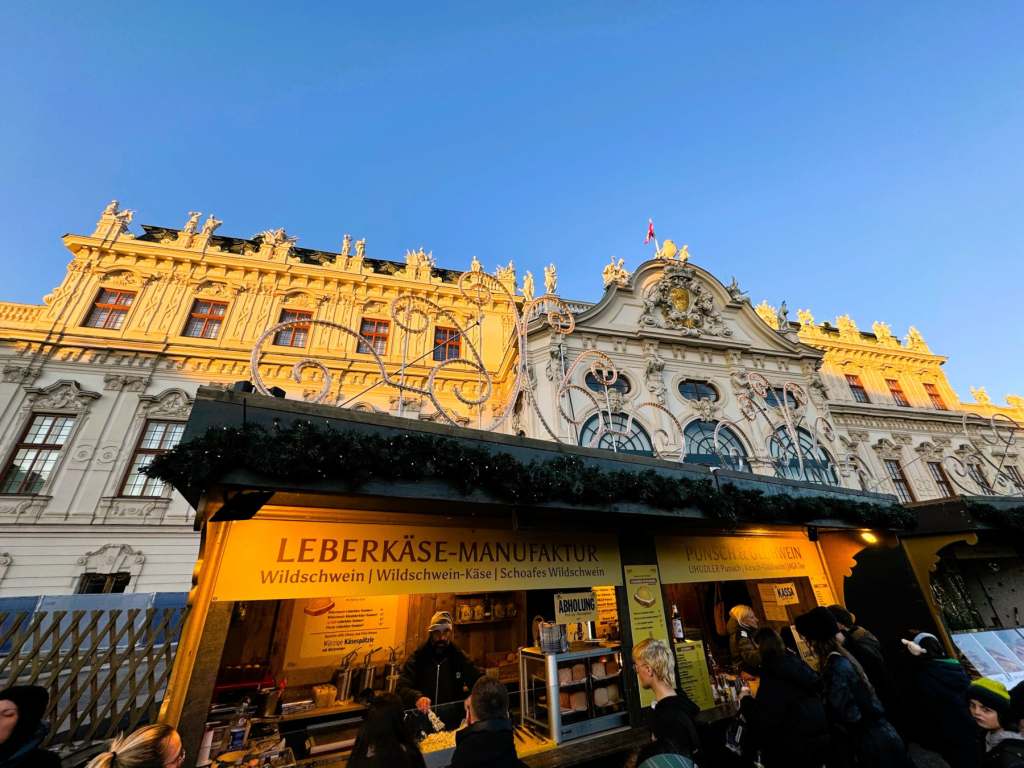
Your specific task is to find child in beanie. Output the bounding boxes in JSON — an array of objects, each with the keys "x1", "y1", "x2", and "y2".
[{"x1": 967, "y1": 678, "x2": 1024, "y2": 767}]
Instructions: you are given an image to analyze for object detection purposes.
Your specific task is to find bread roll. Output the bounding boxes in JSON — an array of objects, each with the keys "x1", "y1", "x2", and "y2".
[
  {"x1": 591, "y1": 661, "x2": 606, "y2": 678},
  {"x1": 558, "y1": 667, "x2": 572, "y2": 685},
  {"x1": 571, "y1": 691, "x2": 587, "y2": 711},
  {"x1": 571, "y1": 663, "x2": 586, "y2": 681},
  {"x1": 594, "y1": 686, "x2": 609, "y2": 706}
]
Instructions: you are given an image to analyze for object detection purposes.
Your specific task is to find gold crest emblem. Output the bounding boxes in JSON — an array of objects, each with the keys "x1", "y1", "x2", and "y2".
[{"x1": 669, "y1": 287, "x2": 690, "y2": 312}]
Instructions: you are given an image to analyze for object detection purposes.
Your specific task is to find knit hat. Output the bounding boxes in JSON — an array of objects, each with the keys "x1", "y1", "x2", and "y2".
[
  {"x1": 826, "y1": 604, "x2": 855, "y2": 628},
  {"x1": 427, "y1": 611, "x2": 453, "y2": 631},
  {"x1": 968, "y1": 678, "x2": 1013, "y2": 728},
  {"x1": 794, "y1": 607, "x2": 839, "y2": 643}
]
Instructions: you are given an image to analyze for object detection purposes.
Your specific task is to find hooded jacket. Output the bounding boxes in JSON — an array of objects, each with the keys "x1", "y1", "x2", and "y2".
[
  {"x1": 396, "y1": 640, "x2": 481, "y2": 713},
  {"x1": 740, "y1": 652, "x2": 830, "y2": 768},
  {"x1": 0, "y1": 686, "x2": 61, "y2": 768},
  {"x1": 904, "y1": 657, "x2": 979, "y2": 768},
  {"x1": 450, "y1": 718, "x2": 526, "y2": 768}
]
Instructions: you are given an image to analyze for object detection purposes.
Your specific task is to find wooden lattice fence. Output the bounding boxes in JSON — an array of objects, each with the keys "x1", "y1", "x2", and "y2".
[{"x1": 0, "y1": 602, "x2": 187, "y2": 757}]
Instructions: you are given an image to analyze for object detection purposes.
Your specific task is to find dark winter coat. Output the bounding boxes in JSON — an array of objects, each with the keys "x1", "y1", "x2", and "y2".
[
  {"x1": 727, "y1": 616, "x2": 761, "y2": 674},
  {"x1": 843, "y1": 625, "x2": 897, "y2": 717},
  {"x1": 904, "y1": 657, "x2": 979, "y2": 768},
  {"x1": 347, "y1": 743, "x2": 427, "y2": 768},
  {"x1": 450, "y1": 718, "x2": 526, "y2": 768},
  {"x1": 636, "y1": 691, "x2": 701, "y2": 765},
  {"x1": 981, "y1": 732, "x2": 1024, "y2": 768},
  {"x1": 0, "y1": 721, "x2": 61, "y2": 768},
  {"x1": 820, "y1": 652, "x2": 911, "y2": 768},
  {"x1": 396, "y1": 641, "x2": 481, "y2": 719},
  {"x1": 740, "y1": 652, "x2": 830, "y2": 768}
]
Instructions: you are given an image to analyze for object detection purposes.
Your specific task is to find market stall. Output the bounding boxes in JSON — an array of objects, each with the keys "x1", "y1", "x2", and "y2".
[
  {"x1": 898, "y1": 496, "x2": 1024, "y2": 690},
  {"x1": 153, "y1": 386, "x2": 906, "y2": 768}
]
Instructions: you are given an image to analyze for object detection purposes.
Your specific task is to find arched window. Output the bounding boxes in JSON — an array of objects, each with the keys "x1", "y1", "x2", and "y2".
[
  {"x1": 770, "y1": 426, "x2": 838, "y2": 484},
  {"x1": 585, "y1": 370, "x2": 631, "y2": 394},
  {"x1": 678, "y1": 380, "x2": 719, "y2": 402},
  {"x1": 683, "y1": 420, "x2": 749, "y2": 471},
  {"x1": 764, "y1": 387, "x2": 799, "y2": 409},
  {"x1": 579, "y1": 412, "x2": 653, "y2": 456}
]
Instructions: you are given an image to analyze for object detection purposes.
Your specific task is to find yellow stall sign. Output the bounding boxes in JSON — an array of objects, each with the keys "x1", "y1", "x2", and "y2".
[{"x1": 211, "y1": 519, "x2": 623, "y2": 601}]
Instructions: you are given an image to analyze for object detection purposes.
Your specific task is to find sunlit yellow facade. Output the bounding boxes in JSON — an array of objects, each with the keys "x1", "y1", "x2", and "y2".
[{"x1": 0, "y1": 203, "x2": 519, "y2": 595}]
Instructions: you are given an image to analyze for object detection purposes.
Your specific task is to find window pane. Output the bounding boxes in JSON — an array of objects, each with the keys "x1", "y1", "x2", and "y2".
[
  {"x1": 585, "y1": 371, "x2": 630, "y2": 394},
  {"x1": 679, "y1": 380, "x2": 718, "y2": 401}
]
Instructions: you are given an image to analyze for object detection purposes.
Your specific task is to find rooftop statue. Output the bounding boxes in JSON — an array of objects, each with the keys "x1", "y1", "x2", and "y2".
[
  {"x1": 200, "y1": 214, "x2": 222, "y2": 237},
  {"x1": 522, "y1": 271, "x2": 535, "y2": 301},
  {"x1": 341, "y1": 233, "x2": 351, "y2": 257},
  {"x1": 544, "y1": 263, "x2": 558, "y2": 295}
]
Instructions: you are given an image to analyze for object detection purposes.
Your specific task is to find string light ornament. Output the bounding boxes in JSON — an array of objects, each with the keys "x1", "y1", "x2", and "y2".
[{"x1": 248, "y1": 268, "x2": 577, "y2": 435}]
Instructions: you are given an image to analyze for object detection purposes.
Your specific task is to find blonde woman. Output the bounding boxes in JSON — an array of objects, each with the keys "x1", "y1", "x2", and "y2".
[
  {"x1": 630, "y1": 638, "x2": 700, "y2": 767},
  {"x1": 86, "y1": 723, "x2": 184, "y2": 768},
  {"x1": 727, "y1": 604, "x2": 761, "y2": 674}
]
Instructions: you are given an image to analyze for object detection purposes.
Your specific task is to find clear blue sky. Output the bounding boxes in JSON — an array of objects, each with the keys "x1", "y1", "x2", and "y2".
[{"x1": 1, "y1": 3, "x2": 1021, "y2": 402}]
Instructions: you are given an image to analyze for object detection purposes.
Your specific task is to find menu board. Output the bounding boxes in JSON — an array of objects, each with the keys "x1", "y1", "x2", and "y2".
[
  {"x1": 756, "y1": 583, "x2": 791, "y2": 622},
  {"x1": 593, "y1": 586, "x2": 619, "y2": 639},
  {"x1": 285, "y1": 595, "x2": 402, "y2": 669},
  {"x1": 953, "y1": 629, "x2": 1024, "y2": 689},
  {"x1": 674, "y1": 640, "x2": 716, "y2": 711},
  {"x1": 624, "y1": 564, "x2": 671, "y2": 707}
]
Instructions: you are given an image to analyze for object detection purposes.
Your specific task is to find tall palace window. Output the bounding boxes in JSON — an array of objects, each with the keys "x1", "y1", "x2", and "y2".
[
  {"x1": 432, "y1": 327, "x2": 461, "y2": 361},
  {"x1": 770, "y1": 426, "x2": 839, "y2": 485},
  {"x1": 886, "y1": 379, "x2": 910, "y2": 407},
  {"x1": 927, "y1": 461, "x2": 955, "y2": 498},
  {"x1": 121, "y1": 421, "x2": 186, "y2": 497},
  {"x1": 183, "y1": 300, "x2": 228, "y2": 339},
  {"x1": 845, "y1": 374, "x2": 871, "y2": 404},
  {"x1": 579, "y1": 413, "x2": 653, "y2": 456},
  {"x1": 884, "y1": 459, "x2": 916, "y2": 504},
  {"x1": 274, "y1": 309, "x2": 313, "y2": 348},
  {"x1": 84, "y1": 289, "x2": 135, "y2": 330},
  {"x1": 683, "y1": 420, "x2": 749, "y2": 471},
  {"x1": 923, "y1": 383, "x2": 948, "y2": 410},
  {"x1": 0, "y1": 414, "x2": 76, "y2": 494},
  {"x1": 357, "y1": 318, "x2": 390, "y2": 355}
]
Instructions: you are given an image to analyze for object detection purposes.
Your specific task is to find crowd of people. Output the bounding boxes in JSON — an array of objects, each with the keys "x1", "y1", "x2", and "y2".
[{"x1": 2, "y1": 603, "x2": 1023, "y2": 768}]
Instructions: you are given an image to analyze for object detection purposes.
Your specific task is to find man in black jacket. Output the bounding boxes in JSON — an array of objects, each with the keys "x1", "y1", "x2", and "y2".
[
  {"x1": 451, "y1": 676, "x2": 526, "y2": 768},
  {"x1": 397, "y1": 611, "x2": 481, "y2": 728},
  {"x1": 827, "y1": 604, "x2": 898, "y2": 718}
]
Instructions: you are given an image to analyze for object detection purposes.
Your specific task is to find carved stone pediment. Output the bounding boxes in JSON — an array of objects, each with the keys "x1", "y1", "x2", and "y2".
[
  {"x1": 639, "y1": 263, "x2": 732, "y2": 337},
  {"x1": 139, "y1": 388, "x2": 193, "y2": 419},
  {"x1": 26, "y1": 380, "x2": 101, "y2": 412}
]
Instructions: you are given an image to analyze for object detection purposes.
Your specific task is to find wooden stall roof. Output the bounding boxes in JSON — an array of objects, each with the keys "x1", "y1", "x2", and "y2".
[
  {"x1": 903, "y1": 494, "x2": 1024, "y2": 536},
  {"x1": 171, "y1": 386, "x2": 901, "y2": 532}
]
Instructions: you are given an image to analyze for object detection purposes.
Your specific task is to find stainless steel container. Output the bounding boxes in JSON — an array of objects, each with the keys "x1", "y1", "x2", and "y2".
[
  {"x1": 358, "y1": 647, "x2": 382, "y2": 694},
  {"x1": 385, "y1": 647, "x2": 402, "y2": 693}
]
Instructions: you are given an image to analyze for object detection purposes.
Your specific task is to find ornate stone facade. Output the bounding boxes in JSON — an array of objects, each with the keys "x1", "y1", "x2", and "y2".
[{"x1": 0, "y1": 202, "x2": 519, "y2": 596}]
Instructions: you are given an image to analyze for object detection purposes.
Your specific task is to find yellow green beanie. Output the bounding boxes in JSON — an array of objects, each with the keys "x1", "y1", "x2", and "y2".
[{"x1": 969, "y1": 678, "x2": 1012, "y2": 727}]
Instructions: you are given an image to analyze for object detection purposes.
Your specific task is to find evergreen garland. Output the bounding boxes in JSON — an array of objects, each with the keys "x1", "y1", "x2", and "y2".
[
  {"x1": 965, "y1": 500, "x2": 1024, "y2": 534},
  {"x1": 146, "y1": 421, "x2": 916, "y2": 529}
]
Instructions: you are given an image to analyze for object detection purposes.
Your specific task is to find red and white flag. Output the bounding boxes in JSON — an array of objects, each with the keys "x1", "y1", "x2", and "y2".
[{"x1": 644, "y1": 218, "x2": 655, "y2": 245}]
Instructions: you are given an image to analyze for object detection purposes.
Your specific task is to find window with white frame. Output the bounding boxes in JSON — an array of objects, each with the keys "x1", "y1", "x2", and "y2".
[
  {"x1": 0, "y1": 414, "x2": 76, "y2": 495},
  {"x1": 120, "y1": 421, "x2": 185, "y2": 497}
]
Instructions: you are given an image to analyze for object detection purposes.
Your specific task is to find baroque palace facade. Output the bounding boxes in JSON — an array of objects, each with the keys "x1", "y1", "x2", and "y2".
[{"x1": 0, "y1": 205, "x2": 1020, "y2": 595}]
